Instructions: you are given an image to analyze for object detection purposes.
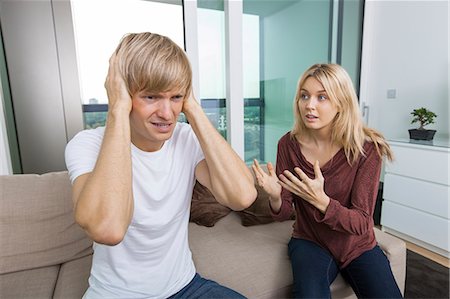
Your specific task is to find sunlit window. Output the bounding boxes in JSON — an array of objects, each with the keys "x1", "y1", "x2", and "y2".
[
  {"x1": 197, "y1": 4, "x2": 261, "y2": 161},
  {"x1": 70, "y1": 0, "x2": 184, "y2": 128}
]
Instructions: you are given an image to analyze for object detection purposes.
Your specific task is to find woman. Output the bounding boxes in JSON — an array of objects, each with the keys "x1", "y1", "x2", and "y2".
[{"x1": 252, "y1": 64, "x2": 402, "y2": 298}]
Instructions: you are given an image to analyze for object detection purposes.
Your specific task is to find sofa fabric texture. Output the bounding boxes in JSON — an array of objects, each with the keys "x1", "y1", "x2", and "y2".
[
  {"x1": 190, "y1": 180, "x2": 277, "y2": 227},
  {"x1": 0, "y1": 170, "x2": 406, "y2": 299},
  {"x1": 189, "y1": 181, "x2": 232, "y2": 227},
  {"x1": 0, "y1": 172, "x2": 93, "y2": 298}
]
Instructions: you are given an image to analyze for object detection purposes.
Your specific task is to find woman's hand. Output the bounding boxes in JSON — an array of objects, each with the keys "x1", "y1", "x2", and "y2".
[
  {"x1": 104, "y1": 53, "x2": 132, "y2": 113},
  {"x1": 278, "y1": 160, "x2": 330, "y2": 214},
  {"x1": 252, "y1": 160, "x2": 282, "y2": 202}
]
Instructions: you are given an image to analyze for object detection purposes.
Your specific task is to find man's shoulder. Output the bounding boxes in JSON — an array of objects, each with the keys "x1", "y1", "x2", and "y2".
[
  {"x1": 175, "y1": 122, "x2": 192, "y2": 132},
  {"x1": 172, "y1": 122, "x2": 194, "y2": 140},
  {"x1": 67, "y1": 126, "x2": 105, "y2": 149},
  {"x1": 78, "y1": 126, "x2": 105, "y2": 137},
  {"x1": 72, "y1": 126, "x2": 105, "y2": 141}
]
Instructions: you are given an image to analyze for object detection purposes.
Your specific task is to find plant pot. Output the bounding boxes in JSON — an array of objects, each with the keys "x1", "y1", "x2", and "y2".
[{"x1": 408, "y1": 129, "x2": 436, "y2": 141}]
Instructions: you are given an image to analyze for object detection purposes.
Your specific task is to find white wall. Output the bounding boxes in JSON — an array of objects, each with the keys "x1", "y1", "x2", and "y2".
[
  {"x1": 0, "y1": 0, "x2": 83, "y2": 174},
  {"x1": 360, "y1": 0, "x2": 449, "y2": 141}
]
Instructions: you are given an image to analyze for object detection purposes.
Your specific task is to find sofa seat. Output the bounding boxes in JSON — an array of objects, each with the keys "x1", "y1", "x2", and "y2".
[{"x1": 189, "y1": 212, "x2": 406, "y2": 299}]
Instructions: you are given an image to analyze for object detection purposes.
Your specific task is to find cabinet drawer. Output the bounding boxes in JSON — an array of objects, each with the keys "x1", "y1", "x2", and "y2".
[
  {"x1": 386, "y1": 144, "x2": 449, "y2": 185},
  {"x1": 381, "y1": 201, "x2": 449, "y2": 251},
  {"x1": 383, "y1": 174, "x2": 449, "y2": 219}
]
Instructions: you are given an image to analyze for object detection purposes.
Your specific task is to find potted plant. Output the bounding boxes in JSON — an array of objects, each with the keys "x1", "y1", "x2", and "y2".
[{"x1": 408, "y1": 107, "x2": 437, "y2": 141}]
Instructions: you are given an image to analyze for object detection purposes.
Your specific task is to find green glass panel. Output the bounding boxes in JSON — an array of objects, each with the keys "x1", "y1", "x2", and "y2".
[{"x1": 243, "y1": 0, "x2": 332, "y2": 163}]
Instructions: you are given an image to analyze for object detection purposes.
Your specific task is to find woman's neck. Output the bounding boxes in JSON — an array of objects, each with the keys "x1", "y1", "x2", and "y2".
[
  {"x1": 296, "y1": 130, "x2": 342, "y2": 167},
  {"x1": 298, "y1": 129, "x2": 333, "y2": 147}
]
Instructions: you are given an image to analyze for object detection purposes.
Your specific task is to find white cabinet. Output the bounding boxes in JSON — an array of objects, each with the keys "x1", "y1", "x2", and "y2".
[{"x1": 381, "y1": 139, "x2": 450, "y2": 258}]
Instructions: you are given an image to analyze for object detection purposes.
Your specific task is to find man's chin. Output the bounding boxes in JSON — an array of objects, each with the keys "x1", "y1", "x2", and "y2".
[{"x1": 131, "y1": 127, "x2": 177, "y2": 152}]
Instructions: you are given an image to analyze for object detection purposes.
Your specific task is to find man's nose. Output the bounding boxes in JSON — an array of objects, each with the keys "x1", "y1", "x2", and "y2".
[{"x1": 156, "y1": 99, "x2": 172, "y2": 118}]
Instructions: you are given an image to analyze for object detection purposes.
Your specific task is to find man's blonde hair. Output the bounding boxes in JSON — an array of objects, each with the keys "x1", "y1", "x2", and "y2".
[
  {"x1": 291, "y1": 63, "x2": 393, "y2": 164},
  {"x1": 114, "y1": 32, "x2": 192, "y2": 96}
]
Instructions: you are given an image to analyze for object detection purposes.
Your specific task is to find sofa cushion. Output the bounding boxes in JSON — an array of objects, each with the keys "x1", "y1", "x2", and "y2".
[
  {"x1": 189, "y1": 181, "x2": 231, "y2": 227},
  {"x1": 189, "y1": 212, "x2": 295, "y2": 298},
  {"x1": 0, "y1": 265, "x2": 59, "y2": 298},
  {"x1": 53, "y1": 254, "x2": 92, "y2": 299},
  {"x1": 0, "y1": 171, "x2": 93, "y2": 274},
  {"x1": 237, "y1": 185, "x2": 275, "y2": 226}
]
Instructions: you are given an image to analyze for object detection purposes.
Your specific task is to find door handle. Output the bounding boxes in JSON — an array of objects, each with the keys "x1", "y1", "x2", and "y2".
[{"x1": 362, "y1": 102, "x2": 369, "y2": 124}]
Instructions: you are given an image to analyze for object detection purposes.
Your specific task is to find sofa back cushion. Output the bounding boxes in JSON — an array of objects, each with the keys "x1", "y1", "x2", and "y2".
[
  {"x1": 189, "y1": 164, "x2": 288, "y2": 227},
  {"x1": 0, "y1": 171, "x2": 93, "y2": 274},
  {"x1": 190, "y1": 181, "x2": 232, "y2": 227}
]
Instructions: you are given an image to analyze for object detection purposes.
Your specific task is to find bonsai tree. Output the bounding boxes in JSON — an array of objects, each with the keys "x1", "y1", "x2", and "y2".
[{"x1": 410, "y1": 107, "x2": 437, "y2": 130}]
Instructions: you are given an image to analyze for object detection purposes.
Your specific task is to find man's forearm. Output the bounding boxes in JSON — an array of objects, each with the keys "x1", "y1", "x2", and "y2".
[
  {"x1": 184, "y1": 100, "x2": 256, "y2": 210},
  {"x1": 75, "y1": 107, "x2": 133, "y2": 245}
]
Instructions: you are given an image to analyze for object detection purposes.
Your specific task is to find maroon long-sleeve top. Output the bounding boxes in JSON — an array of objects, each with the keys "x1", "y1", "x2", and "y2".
[{"x1": 272, "y1": 132, "x2": 381, "y2": 268}]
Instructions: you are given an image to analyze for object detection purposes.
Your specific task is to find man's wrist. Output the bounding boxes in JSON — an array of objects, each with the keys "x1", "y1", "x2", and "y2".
[{"x1": 108, "y1": 102, "x2": 131, "y2": 118}]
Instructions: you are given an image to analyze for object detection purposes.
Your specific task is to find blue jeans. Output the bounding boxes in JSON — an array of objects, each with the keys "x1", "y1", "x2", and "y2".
[
  {"x1": 168, "y1": 273, "x2": 246, "y2": 299},
  {"x1": 288, "y1": 238, "x2": 403, "y2": 299}
]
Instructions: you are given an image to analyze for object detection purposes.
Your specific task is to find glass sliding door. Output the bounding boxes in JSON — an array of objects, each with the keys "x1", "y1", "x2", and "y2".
[
  {"x1": 339, "y1": 0, "x2": 364, "y2": 94},
  {"x1": 243, "y1": 0, "x2": 332, "y2": 163},
  {"x1": 196, "y1": 0, "x2": 227, "y2": 138}
]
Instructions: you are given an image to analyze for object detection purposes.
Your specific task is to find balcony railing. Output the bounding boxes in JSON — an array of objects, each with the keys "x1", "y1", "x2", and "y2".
[{"x1": 82, "y1": 98, "x2": 265, "y2": 162}]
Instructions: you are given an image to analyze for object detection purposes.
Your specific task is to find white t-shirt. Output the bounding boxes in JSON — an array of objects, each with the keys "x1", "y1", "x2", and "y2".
[{"x1": 65, "y1": 122, "x2": 205, "y2": 299}]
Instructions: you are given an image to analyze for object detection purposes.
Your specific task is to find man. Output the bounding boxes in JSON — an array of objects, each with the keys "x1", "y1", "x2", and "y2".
[{"x1": 65, "y1": 32, "x2": 257, "y2": 298}]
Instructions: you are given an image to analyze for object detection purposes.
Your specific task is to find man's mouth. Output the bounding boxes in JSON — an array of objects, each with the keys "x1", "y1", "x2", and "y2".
[
  {"x1": 150, "y1": 122, "x2": 173, "y2": 133},
  {"x1": 152, "y1": 122, "x2": 171, "y2": 127}
]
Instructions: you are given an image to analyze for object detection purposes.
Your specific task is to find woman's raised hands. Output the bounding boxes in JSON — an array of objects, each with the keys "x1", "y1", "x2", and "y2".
[
  {"x1": 278, "y1": 160, "x2": 330, "y2": 214},
  {"x1": 252, "y1": 160, "x2": 282, "y2": 201}
]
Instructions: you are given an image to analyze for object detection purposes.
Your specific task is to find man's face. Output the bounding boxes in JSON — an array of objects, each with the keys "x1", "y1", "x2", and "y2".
[{"x1": 129, "y1": 89, "x2": 185, "y2": 152}]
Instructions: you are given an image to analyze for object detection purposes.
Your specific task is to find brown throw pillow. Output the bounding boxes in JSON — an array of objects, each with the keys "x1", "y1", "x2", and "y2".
[
  {"x1": 237, "y1": 185, "x2": 275, "y2": 226},
  {"x1": 190, "y1": 181, "x2": 232, "y2": 227}
]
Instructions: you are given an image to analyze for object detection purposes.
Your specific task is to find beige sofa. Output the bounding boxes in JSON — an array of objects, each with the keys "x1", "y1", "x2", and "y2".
[{"x1": 0, "y1": 171, "x2": 406, "y2": 298}]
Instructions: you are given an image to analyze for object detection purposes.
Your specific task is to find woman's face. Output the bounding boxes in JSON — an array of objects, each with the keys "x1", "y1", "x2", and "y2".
[{"x1": 297, "y1": 77, "x2": 339, "y2": 134}]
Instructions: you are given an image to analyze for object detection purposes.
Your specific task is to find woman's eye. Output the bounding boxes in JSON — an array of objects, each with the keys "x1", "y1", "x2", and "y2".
[
  {"x1": 318, "y1": 95, "x2": 327, "y2": 101},
  {"x1": 300, "y1": 93, "x2": 309, "y2": 100}
]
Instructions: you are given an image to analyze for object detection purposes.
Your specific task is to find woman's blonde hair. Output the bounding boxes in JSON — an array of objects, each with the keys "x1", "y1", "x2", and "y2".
[
  {"x1": 114, "y1": 32, "x2": 192, "y2": 96},
  {"x1": 291, "y1": 63, "x2": 393, "y2": 164}
]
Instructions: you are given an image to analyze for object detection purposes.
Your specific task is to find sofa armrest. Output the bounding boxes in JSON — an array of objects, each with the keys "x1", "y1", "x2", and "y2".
[{"x1": 374, "y1": 227, "x2": 406, "y2": 295}]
